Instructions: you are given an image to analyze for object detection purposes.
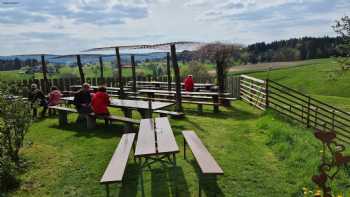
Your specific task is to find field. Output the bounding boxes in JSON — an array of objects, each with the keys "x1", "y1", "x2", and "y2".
[
  {"x1": 9, "y1": 102, "x2": 350, "y2": 197},
  {"x1": 248, "y1": 58, "x2": 350, "y2": 111}
]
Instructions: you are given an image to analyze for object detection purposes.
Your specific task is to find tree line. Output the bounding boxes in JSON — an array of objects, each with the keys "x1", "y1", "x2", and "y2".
[
  {"x1": 0, "y1": 58, "x2": 39, "y2": 71},
  {"x1": 177, "y1": 36, "x2": 346, "y2": 64}
]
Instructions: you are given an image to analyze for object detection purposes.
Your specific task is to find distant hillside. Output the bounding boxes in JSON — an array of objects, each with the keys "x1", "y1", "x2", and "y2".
[{"x1": 0, "y1": 52, "x2": 167, "y2": 66}]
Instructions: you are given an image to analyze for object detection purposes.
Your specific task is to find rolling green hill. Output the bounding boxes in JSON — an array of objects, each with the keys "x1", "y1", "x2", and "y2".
[{"x1": 250, "y1": 58, "x2": 350, "y2": 111}]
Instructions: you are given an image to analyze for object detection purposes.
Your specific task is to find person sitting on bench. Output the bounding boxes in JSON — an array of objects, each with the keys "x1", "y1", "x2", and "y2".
[
  {"x1": 48, "y1": 86, "x2": 63, "y2": 115},
  {"x1": 73, "y1": 83, "x2": 92, "y2": 123},
  {"x1": 28, "y1": 83, "x2": 48, "y2": 118},
  {"x1": 184, "y1": 75, "x2": 194, "y2": 92},
  {"x1": 91, "y1": 86, "x2": 110, "y2": 116}
]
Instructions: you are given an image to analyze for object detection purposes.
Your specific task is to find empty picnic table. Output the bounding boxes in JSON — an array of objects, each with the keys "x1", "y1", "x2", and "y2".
[
  {"x1": 129, "y1": 81, "x2": 215, "y2": 90},
  {"x1": 60, "y1": 97, "x2": 174, "y2": 118},
  {"x1": 138, "y1": 89, "x2": 231, "y2": 112},
  {"x1": 135, "y1": 117, "x2": 179, "y2": 195},
  {"x1": 70, "y1": 85, "x2": 127, "y2": 92}
]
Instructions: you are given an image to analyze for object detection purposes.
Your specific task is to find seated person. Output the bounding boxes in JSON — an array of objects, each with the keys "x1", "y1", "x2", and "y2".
[
  {"x1": 73, "y1": 83, "x2": 92, "y2": 122},
  {"x1": 91, "y1": 86, "x2": 110, "y2": 116},
  {"x1": 48, "y1": 86, "x2": 62, "y2": 106},
  {"x1": 48, "y1": 86, "x2": 63, "y2": 116},
  {"x1": 184, "y1": 75, "x2": 194, "y2": 92},
  {"x1": 28, "y1": 83, "x2": 48, "y2": 118}
]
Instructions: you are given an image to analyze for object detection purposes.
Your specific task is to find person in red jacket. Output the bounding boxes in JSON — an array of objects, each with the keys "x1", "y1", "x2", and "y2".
[
  {"x1": 91, "y1": 86, "x2": 110, "y2": 115},
  {"x1": 184, "y1": 75, "x2": 194, "y2": 92}
]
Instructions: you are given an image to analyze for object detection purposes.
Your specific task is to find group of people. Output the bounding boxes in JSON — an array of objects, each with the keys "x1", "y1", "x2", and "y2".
[
  {"x1": 29, "y1": 83, "x2": 111, "y2": 119},
  {"x1": 28, "y1": 75, "x2": 195, "y2": 118}
]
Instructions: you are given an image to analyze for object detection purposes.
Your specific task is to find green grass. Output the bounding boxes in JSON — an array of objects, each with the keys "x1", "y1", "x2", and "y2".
[
  {"x1": 7, "y1": 102, "x2": 349, "y2": 197},
  {"x1": 250, "y1": 58, "x2": 350, "y2": 111}
]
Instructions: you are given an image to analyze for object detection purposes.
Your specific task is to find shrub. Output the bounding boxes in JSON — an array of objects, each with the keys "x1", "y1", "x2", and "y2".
[
  {"x1": 0, "y1": 89, "x2": 32, "y2": 192},
  {"x1": 181, "y1": 61, "x2": 211, "y2": 81}
]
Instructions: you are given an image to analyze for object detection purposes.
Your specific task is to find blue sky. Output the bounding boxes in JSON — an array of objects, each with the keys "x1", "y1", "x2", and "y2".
[{"x1": 0, "y1": 0, "x2": 349, "y2": 55}]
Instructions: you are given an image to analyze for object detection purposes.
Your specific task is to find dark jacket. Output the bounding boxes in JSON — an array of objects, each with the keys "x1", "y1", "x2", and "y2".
[
  {"x1": 73, "y1": 89, "x2": 91, "y2": 110},
  {"x1": 28, "y1": 88, "x2": 47, "y2": 106}
]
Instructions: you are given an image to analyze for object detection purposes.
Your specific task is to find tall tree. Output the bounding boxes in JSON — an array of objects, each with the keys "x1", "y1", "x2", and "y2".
[{"x1": 195, "y1": 42, "x2": 242, "y2": 93}]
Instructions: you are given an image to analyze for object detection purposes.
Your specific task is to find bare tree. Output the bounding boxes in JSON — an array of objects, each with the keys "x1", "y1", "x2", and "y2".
[{"x1": 195, "y1": 42, "x2": 243, "y2": 93}]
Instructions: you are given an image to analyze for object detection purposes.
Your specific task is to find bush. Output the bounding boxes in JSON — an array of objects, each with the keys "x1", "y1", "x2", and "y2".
[
  {"x1": 181, "y1": 61, "x2": 211, "y2": 81},
  {"x1": 0, "y1": 89, "x2": 32, "y2": 192}
]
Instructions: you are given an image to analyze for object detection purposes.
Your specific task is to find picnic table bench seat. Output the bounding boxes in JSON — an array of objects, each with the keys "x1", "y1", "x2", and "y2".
[
  {"x1": 100, "y1": 133, "x2": 136, "y2": 196},
  {"x1": 182, "y1": 130, "x2": 223, "y2": 196},
  {"x1": 48, "y1": 106, "x2": 78, "y2": 125},
  {"x1": 87, "y1": 113, "x2": 140, "y2": 132},
  {"x1": 154, "y1": 110, "x2": 185, "y2": 118},
  {"x1": 49, "y1": 106, "x2": 140, "y2": 132}
]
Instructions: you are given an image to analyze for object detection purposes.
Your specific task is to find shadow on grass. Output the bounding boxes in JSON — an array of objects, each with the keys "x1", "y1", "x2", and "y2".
[
  {"x1": 149, "y1": 166, "x2": 191, "y2": 197},
  {"x1": 118, "y1": 163, "x2": 140, "y2": 197},
  {"x1": 48, "y1": 122, "x2": 125, "y2": 139},
  {"x1": 183, "y1": 105, "x2": 260, "y2": 121},
  {"x1": 186, "y1": 160, "x2": 225, "y2": 197}
]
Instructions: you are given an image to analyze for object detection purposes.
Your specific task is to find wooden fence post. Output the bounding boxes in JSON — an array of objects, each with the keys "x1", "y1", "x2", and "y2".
[
  {"x1": 131, "y1": 55, "x2": 137, "y2": 93},
  {"x1": 307, "y1": 96, "x2": 311, "y2": 128},
  {"x1": 265, "y1": 79, "x2": 269, "y2": 109}
]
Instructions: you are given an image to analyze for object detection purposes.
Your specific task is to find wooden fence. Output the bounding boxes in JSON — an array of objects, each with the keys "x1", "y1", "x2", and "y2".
[
  {"x1": 267, "y1": 79, "x2": 350, "y2": 144},
  {"x1": 6, "y1": 75, "x2": 241, "y2": 97},
  {"x1": 239, "y1": 75, "x2": 350, "y2": 144}
]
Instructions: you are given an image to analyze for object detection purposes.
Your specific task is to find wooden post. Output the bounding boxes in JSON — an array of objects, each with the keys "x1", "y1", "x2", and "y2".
[
  {"x1": 216, "y1": 61, "x2": 225, "y2": 93},
  {"x1": 99, "y1": 56, "x2": 104, "y2": 81},
  {"x1": 170, "y1": 44, "x2": 183, "y2": 112},
  {"x1": 265, "y1": 79, "x2": 269, "y2": 109},
  {"x1": 41, "y1": 55, "x2": 49, "y2": 93},
  {"x1": 131, "y1": 55, "x2": 137, "y2": 93},
  {"x1": 76, "y1": 55, "x2": 85, "y2": 84},
  {"x1": 166, "y1": 52, "x2": 172, "y2": 91},
  {"x1": 306, "y1": 96, "x2": 311, "y2": 128},
  {"x1": 115, "y1": 47, "x2": 124, "y2": 98}
]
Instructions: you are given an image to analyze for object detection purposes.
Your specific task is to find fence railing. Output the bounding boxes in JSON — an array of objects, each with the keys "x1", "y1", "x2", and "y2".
[
  {"x1": 239, "y1": 75, "x2": 266, "y2": 110},
  {"x1": 266, "y1": 79, "x2": 350, "y2": 144}
]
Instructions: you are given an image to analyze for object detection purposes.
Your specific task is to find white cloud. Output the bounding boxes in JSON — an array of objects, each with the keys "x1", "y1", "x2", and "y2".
[{"x1": 0, "y1": 0, "x2": 348, "y2": 55}]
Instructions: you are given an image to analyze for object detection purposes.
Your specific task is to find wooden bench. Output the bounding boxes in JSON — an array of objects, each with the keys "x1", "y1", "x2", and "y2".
[
  {"x1": 87, "y1": 113, "x2": 140, "y2": 132},
  {"x1": 48, "y1": 106, "x2": 78, "y2": 126},
  {"x1": 182, "y1": 131, "x2": 224, "y2": 196},
  {"x1": 100, "y1": 133, "x2": 136, "y2": 196},
  {"x1": 154, "y1": 110, "x2": 185, "y2": 119}
]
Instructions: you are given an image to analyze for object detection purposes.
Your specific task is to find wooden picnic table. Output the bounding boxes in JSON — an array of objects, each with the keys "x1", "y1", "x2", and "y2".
[
  {"x1": 135, "y1": 117, "x2": 179, "y2": 193},
  {"x1": 70, "y1": 85, "x2": 127, "y2": 92},
  {"x1": 128, "y1": 81, "x2": 215, "y2": 90},
  {"x1": 60, "y1": 97, "x2": 174, "y2": 118}
]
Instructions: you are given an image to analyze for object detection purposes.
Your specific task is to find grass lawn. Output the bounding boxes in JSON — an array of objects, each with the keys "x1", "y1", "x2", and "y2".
[
  {"x1": 249, "y1": 58, "x2": 350, "y2": 111},
  {"x1": 7, "y1": 101, "x2": 350, "y2": 197}
]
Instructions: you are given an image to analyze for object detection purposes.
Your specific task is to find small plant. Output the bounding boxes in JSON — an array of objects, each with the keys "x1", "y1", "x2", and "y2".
[{"x1": 0, "y1": 88, "x2": 32, "y2": 192}]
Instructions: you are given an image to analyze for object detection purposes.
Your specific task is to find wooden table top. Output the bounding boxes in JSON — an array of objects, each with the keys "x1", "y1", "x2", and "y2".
[
  {"x1": 109, "y1": 99, "x2": 173, "y2": 110},
  {"x1": 135, "y1": 117, "x2": 179, "y2": 157},
  {"x1": 129, "y1": 81, "x2": 214, "y2": 87},
  {"x1": 70, "y1": 85, "x2": 126, "y2": 91},
  {"x1": 138, "y1": 89, "x2": 230, "y2": 96},
  {"x1": 60, "y1": 97, "x2": 173, "y2": 110}
]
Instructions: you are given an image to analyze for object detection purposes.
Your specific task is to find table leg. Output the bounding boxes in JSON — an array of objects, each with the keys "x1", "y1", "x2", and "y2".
[
  {"x1": 213, "y1": 95, "x2": 219, "y2": 113},
  {"x1": 122, "y1": 108, "x2": 132, "y2": 118},
  {"x1": 138, "y1": 109, "x2": 148, "y2": 119}
]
